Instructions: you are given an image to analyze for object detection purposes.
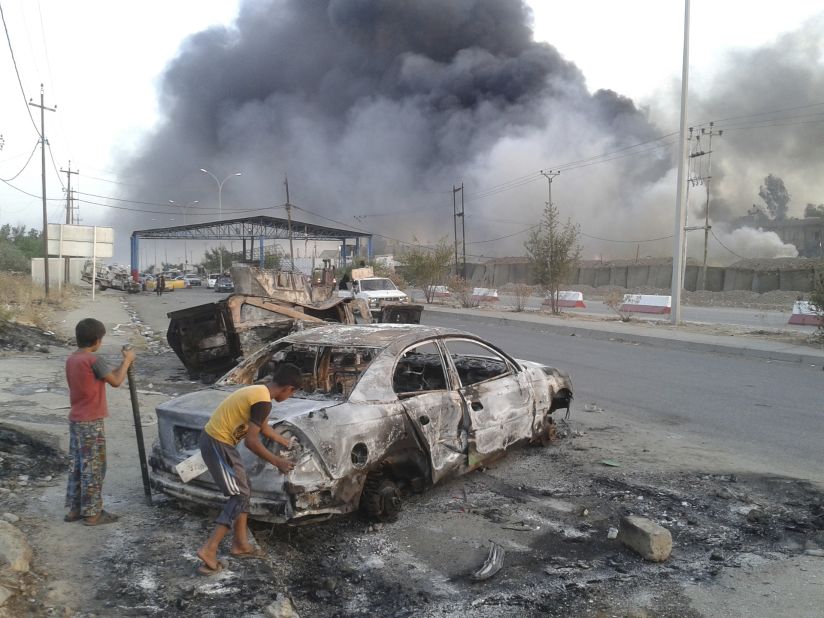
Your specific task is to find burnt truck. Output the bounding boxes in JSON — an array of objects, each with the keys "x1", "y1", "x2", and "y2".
[
  {"x1": 166, "y1": 266, "x2": 420, "y2": 380},
  {"x1": 81, "y1": 260, "x2": 141, "y2": 293}
]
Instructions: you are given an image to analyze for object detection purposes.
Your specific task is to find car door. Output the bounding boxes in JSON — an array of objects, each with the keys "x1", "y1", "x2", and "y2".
[
  {"x1": 441, "y1": 338, "x2": 532, "y2": 464},
  {"x1": 393, "y1": 340, "x2": 467, "y2": 484}
]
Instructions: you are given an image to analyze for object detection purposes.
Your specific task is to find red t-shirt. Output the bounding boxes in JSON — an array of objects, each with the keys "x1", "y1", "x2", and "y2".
[{"x1": 65, "y1": 351, "x2": 111, "y2": 422}]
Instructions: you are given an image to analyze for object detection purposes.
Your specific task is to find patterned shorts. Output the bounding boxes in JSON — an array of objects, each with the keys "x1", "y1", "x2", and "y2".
[{"x1": 65, "y1": 419, "x2": 106, "y2": 517}]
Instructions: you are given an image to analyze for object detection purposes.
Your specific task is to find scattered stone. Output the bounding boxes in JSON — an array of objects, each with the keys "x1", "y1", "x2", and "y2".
[
  {"x1": 618, "y1": 516, "x2": 672, "y2": 562},
  {"x1": 321, "y1": 577, "x2": 339, "y2": 591},
  {"x1": 266, "y1": 593, "x2": 300, "y2": 618},
  {"x1": 0, "y1": 584, "x2": 13, "y2": 607},
  {"x1": 0, "y1": 520, "x2": 32, "y2": 572},
  {"x1": 16, "y1": 475, "x2": 28, "y2": 482},
  {"x1": 804, "y1": 549, "x2": 824, "y2": 557},
  {"x1": 607, "y1": 527, "x2": 619, "y2": 539},
  {"x1": 0, "y1": 513, "x2": 19, "y2": 524},
  {"x1": 746, "y1": 509, "x2": 768, "y2": 524},
  {"x1": 710, "y1": 550, "x2": 725, "y2": 562}
]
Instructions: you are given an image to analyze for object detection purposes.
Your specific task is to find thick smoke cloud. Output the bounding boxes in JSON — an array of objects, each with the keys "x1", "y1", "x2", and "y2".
[
  {"x1": 119, "y1": 0, "x2": 667, "y2": 260},
  {"x1": 119, "y1": 0, "x2": 818, "y2": 263}
]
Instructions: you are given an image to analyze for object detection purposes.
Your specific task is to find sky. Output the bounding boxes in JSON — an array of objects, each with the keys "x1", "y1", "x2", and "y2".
[{"x1": 1, "y1": 0, "x2": 822, "y2": 264}]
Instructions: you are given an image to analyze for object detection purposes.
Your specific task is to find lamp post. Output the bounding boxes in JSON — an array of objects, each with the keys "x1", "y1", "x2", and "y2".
[
  {"x1": 200, "y1": 168, "x2": 242, "y2": 273},
  {"x1": 169, "y1": 200, "x2": 198, "y2": 270}
]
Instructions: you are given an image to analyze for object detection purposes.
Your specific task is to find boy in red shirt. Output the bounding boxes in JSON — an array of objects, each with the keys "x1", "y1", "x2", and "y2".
[{"x1": 64, "y1": 318, "x2": 135, "y2": 525}]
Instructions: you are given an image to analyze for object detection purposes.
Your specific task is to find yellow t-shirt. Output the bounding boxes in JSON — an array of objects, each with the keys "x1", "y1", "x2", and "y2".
[{"x1": 204, "y1": 385, "x2": 272, "y2": 446}]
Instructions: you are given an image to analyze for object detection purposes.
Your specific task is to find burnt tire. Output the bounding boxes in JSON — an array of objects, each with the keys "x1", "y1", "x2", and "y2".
[{"x1": 360, "y1": 475, "x2": 401, "y2": 522}]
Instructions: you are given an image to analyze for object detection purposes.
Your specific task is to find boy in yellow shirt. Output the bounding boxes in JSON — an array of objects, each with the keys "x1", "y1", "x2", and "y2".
[{"x1": 196, "y1": 363, "x2": 302, "y2": 574}]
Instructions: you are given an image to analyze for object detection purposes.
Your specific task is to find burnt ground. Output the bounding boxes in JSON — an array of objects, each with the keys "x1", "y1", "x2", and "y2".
[{"x1": 74, "y1": 432, "x2": 824, "y2": 617}]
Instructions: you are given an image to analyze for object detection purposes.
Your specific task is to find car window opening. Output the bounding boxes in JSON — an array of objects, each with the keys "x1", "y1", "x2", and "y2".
[
  {"x1": 393, "y1": 343, "x2": 448, "y2": 395},
  {"x1": 443, "y1": 340, "x2": 509, "y2": 387},
  {"x1": 359, "y1": 279, "x2": 397, "y2": 292},
  {"x1": 251, "y1": 343, "x2": 378, "y2": 400}
]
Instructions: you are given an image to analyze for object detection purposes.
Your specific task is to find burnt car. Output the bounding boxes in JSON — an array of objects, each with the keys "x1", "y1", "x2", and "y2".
[{"x1": 148, "y1": 324, "x2": 572, "y2": 524}]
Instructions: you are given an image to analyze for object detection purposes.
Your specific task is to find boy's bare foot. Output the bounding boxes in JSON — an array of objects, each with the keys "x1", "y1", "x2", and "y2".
[
  {"x1": 197, "y1": 546, "x2": 220, "y2": 571},
  {"x1": 83, "y1": 510, "x2": 119, "y2": 526},
  {"x1": 229, "y1": 543, "x2": 266, "y2": 558}
]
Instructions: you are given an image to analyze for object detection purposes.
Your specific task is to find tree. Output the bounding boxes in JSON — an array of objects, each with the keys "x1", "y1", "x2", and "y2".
[
  {"x1": 398, "y1": 238, "x2": 453, "y2": 303},
  {"x1": 0, "y1": 242, "x2": 29, "y2": 272},
  {"x1": 525, "y1": 203, "x2": 581, "y2": 315},
  {"x1": 758, "y1": 174, "x2": 790, "y2": 221},
  {"x1": 201, "y1": 247, "x2": 234, "y2": 273},
  {"x1": 804, "y1": 203, "x2": 824, "y2": 218},
  {"x1": 264, "y1": 252, "x2": 281, "y2": 270},
  {"x1": 811, "y1": 268, "x2": 824, "y2": 341}
]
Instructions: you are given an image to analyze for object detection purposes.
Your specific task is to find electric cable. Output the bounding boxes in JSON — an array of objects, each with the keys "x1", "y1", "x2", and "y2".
[
  {"x1": 0, "y1": 1, "x2": 40, "y2": 136},
  {"x1": 0, "y1": 140, "x2": 38, "y2": 182}
]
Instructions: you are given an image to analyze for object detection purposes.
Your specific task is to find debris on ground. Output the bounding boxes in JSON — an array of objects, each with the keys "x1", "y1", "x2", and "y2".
[
  {"x1": 471, "y1": 543, "x2": 505, "y2": 582},
  {"x1": 618, "y1": 515, "x2": 673, "y2": 562}
]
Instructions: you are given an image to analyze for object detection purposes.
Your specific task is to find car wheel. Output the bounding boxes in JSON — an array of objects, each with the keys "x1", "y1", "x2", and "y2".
[
  {"x1": 360, "y1": 474, "x2": 401, "y2": 522},
  {"x1": 534, "y1": 414, "x2": 557, "y2": 446}
]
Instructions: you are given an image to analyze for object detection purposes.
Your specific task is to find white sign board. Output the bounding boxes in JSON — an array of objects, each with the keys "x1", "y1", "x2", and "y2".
[{"x1": 47, "y1": 224, "x2": 114, "y2": 258}]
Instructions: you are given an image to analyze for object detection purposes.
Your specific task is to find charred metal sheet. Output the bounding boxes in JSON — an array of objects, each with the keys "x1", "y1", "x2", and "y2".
[{"x1": 379, "y1": 303, "x2": 423, "y2": 324}]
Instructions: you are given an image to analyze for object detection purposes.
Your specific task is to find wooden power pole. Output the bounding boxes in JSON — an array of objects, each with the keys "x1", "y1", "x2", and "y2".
[{"x1": 29, "y1": 85, "x2": 56, "y2": 297}]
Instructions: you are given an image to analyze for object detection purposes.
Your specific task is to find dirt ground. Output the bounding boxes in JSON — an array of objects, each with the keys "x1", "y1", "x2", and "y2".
[{"x1": 0, "y1": 291, "x2": 823, "y2": 617}]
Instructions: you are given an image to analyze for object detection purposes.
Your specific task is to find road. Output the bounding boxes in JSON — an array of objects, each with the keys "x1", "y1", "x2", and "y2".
[
  {"x1": 130, "y1": 288, "x2": 822, "y2": 481},
  {"x1": 409, "y1": 290, "x2": 816, "y2": 331}
]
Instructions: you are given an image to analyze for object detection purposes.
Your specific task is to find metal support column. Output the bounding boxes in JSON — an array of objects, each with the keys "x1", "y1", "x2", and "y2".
[{"x1": 259, "y1": 236, "x2": 264, "y2": 268}]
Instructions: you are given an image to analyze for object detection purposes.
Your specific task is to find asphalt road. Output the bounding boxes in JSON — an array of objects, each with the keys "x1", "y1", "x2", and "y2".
[{"x1": 130, "y1": 288, "x2": 822, "y2": 480}]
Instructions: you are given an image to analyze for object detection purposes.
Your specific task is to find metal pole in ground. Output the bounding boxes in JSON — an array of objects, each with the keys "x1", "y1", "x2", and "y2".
[{"x1": 123, "y1": 345, "x2": 152, "y2": 506}]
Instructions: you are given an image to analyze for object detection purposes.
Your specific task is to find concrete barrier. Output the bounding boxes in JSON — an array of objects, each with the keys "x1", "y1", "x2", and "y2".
[
  {"x1": 620, "y1": 294, "x2": 672, "y2": 314},
  {"x1": 471, "y1": 288, "x2": 499, "y2": 303},
  {"x1": 543, "y1": 291, "x2": 586, "y2": 308},
  {"x1": 788, "y1": 301, "x2": 823, "y2": 326}
]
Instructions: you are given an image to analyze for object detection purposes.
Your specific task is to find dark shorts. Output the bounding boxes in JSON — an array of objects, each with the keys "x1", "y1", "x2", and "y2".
[{"x1": 199, "y1": 432, "x2": 250, "y2": 527}]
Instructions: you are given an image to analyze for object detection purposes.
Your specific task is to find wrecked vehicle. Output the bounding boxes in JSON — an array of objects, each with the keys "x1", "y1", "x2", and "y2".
[
  {"x1": 166, "y1": 293, "x2": 369, "y2": 380},
  {"x1": 149, "y1": 324, "x2": 573, "y2": 524},
  {"x1": 81, "y1": 260, "x2": 141, "y2": 293}
]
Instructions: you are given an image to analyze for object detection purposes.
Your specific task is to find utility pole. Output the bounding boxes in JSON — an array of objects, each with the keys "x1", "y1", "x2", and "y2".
[
  {"x1": 452, "y1": 185, "x2": 461, "y2": 275},
  {"x1": 539, "y1": 169, "x2": 560, "y2": 208},
  {"x1": 670, "y1": 0, "x2": 691, "y2": 325},
  {"x1": 60, "y1": 162, "x2": 79, "y2": 284},
  {"x1": 691, "y1": 123, "x2": 723, "y2": 290},
  {"x1": 460, "y1": 182, "x2": 466, "y2": 279},
  {"x1": 284, "y1": 174, "x2": 294, "y2": 269},
  {"x1": 29, "y1": 85, "x2": 56, "y2": 297},
  {"x1": 61, "y1": 162, "x2": 79, "y2": 224}
]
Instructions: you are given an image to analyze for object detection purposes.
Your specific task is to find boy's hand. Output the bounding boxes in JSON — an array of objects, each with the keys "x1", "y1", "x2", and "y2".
[
  {"x1": 285, "y1": 436, "x2": 300, "y2": 451},
  {"x1": 122, "y1": 348, "x2": 136, "y2": 364},
  {"x1": 275, "y1": 457, "x2": 295, "y2": 474}
]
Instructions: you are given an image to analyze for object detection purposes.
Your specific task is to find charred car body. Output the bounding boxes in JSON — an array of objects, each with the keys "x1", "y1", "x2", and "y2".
[{"x1": 149, "y1": 324, "x2": 573, "y2": 524}]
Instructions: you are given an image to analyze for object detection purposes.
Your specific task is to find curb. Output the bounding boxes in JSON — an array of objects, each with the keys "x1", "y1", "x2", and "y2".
[{"x1": 423, "y1": 307, "x2": 824, "y2": 367}]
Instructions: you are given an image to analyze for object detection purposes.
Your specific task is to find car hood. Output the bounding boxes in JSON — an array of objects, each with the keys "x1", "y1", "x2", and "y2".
[{"x1": 359, "y1": 290, "x2": 406, "y2": 299}]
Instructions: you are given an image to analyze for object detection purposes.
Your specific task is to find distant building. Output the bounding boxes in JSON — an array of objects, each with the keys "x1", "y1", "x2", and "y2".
[{"x1": 735, "y1": 215, "x2": 824, "y2": 258}]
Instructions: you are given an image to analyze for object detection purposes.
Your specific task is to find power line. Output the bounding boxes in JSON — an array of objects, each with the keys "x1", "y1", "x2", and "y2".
[
  {"x1": 0, "y1": 140, "x2": 38, "y2": 182},
  {"x1": 711, "y1": 229, "x2": 745, "y2": 259},
  {"x1": 579, "y1": 231, "x2": 673, "y2": 243},
  {"x1": 0, "y1": 1, "x2": 40, "y2": 136},
  {"x1": 47, "y1": 141, "x2": 65, "y2": 189}
]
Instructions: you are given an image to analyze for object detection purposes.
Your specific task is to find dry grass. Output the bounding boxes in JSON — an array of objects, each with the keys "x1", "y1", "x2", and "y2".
[{"x1": 0, "y1": 272, "x2": 77, "y2": 328}]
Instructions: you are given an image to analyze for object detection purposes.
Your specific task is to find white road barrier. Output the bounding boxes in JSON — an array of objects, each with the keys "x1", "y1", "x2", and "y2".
[
  {"x1": 542, "y1": 290, "x2": 586, "y2": 309},
  {"x1": 620, "y1": 294, "x2": 672, "y2": 315},
  {"x1": 788, "y1": 301, "x2": 823, "y2": 326},
  {"x1": 472, "y1": 288, "x2": 499, "y2": 302}
]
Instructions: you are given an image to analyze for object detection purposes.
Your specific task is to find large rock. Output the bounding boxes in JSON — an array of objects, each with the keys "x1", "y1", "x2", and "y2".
[
  {"x1": 266, "y1": 593, "x2": 300, "y2": 618},
  {"x1": 0, "y1": 584, "x2": 13, "y2": 607},
  {"x1": 0, "y1": 520, "x2": 32, "y2": 573},
  {"x1": 618, "y1": 516, "x2": 672, "y2": 562}
]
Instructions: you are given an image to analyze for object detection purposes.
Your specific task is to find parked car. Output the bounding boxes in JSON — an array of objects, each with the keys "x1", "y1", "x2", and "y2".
[
  {"x1": 148, "y1": 324, "x2": 573, "y2": 524},
  {"x1": 183, "y1": 274, "x2": 202, "y2": 287},
  {"x1": 205, "y1": 274, "x2": 218, "y2": 289},
  {"x1": 214, "y1": 275, "x2": 234, "y2": 293}
]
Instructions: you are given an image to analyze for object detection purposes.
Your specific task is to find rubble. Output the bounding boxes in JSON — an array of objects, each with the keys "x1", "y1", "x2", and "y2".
[
  {"x1": 265, "y1": 593, "x2": 300, "y2": 618},
  {"x1": 471, "y1": 543, "x2": 505, "y2": 581},
  {"x1": 618, "y1": 515, "x2": 673, "y2": 562},
  {"x1": 0, "y1": 520, "x2": 32, "y2": 572}
]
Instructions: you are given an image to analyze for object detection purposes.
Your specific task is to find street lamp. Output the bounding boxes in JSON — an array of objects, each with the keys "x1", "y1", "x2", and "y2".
[
  {"x1": 200, "y1": 168, "x2": 242, "y2": 273},
  {"x1": 169, "y1": 199, "x2": 199, "y2": 269}
]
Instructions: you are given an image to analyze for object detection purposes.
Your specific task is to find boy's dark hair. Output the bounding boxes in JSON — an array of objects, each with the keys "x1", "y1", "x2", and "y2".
[
  {"x1": 271, "y1": 363, "x2": 303, "y2": 389},
  {"x1": 75, "y1": 318, "x2": 106, "y2": 348}
]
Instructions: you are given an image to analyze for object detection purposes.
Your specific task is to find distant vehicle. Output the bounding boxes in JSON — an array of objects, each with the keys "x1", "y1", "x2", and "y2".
[
  {"x1": 214, "y1": 275, "x2": 234, "y2": 293},
  {"x1": 183, "y1": 274, "x2": 202, "y2": 287},
  {"x1": 205, "y1": 274, "x2": 218, "y2": 289},
  {"x1": 337, "y1": 266, "x2": 414, "y2": 318}
]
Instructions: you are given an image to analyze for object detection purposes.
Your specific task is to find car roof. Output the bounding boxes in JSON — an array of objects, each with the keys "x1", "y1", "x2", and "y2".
[{"x1": 281, "y1": 324, "x2": 466, "y2": 348}]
